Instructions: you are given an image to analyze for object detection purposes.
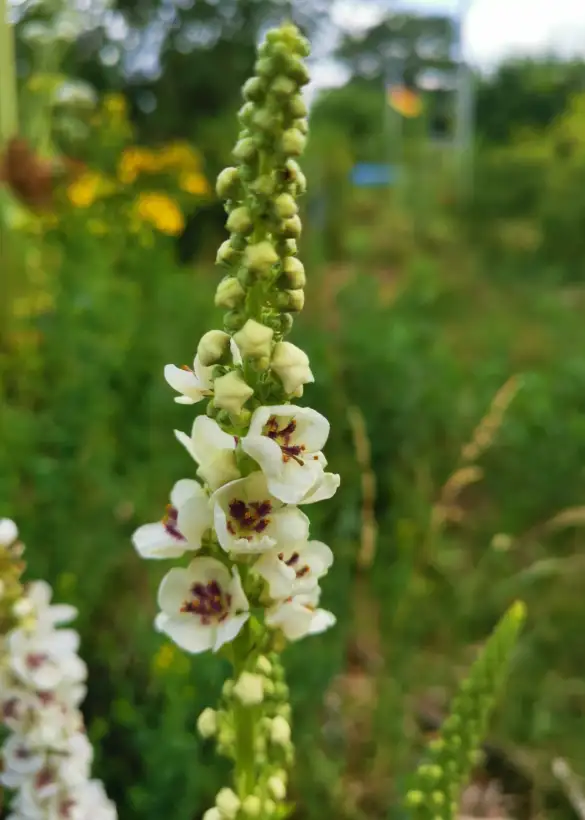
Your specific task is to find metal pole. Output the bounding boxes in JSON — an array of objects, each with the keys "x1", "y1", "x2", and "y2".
[{"x1": 454, "y1": 0, "x2": 475, "y2": 198}]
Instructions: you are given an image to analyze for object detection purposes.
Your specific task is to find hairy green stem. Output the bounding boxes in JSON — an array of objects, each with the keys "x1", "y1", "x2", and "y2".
[{"x1": 233, "y1": 619, "x2": 256, "y2": 799}]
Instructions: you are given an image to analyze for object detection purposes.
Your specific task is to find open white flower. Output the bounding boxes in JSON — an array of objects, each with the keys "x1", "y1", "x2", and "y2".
[
  {"x1": 8, "y1": 627, "x2": 84, "y2": 692},
  {"x1": 212, "y1": 472, "x2": 309, "y2": 555},
  {"x1": 157, "y1": 557, "x2": 249, "y2": 653},
  {"x1": 0, "y1": 517, "x2": 18, "y2": 547},
  {"x1": 174, "y1": 416, "x2": 240, "y2": 491},
  {"x1": 241, "y1": 405, "x2": 339, "y2": 504},
  {"x1": 265, "y1": 588, "x2": 336, "y2": 641},
  {"x1": 165, "y1": 339, "x2": 242, "y2": 405},
  {"x1": 132, "y1": 479, "x2": 212, "y2": 559},
  {"x1": 254, "y1": 540, "x2": 333, "y2": 599},
  {"x1": 25, "y1": 581, "x2": 78, "y2": 631}
]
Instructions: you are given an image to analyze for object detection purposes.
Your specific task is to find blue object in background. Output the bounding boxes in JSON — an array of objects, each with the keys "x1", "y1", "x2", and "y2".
[{"x1": 351, "y1": 163, "x2": 399, "y2": 187}]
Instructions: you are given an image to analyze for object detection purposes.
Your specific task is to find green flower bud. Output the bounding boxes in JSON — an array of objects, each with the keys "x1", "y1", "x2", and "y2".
[
  {"x1": 245, "y1": 241, "x2": 278, "y2": 274},
  {"x1": 274, "y1": 193, "x2": 298, "y2": 219},
  {"x1": 238, "y1": 102, "x2": 255, "y2": 124},
  {"x1": 234, "y1": 319, "x2": 274, "y2": 359},
  {"x1": 242, "y1": 796, "x2": 262, "y2": 817},
  {"x1": 216, "y1": 240, "x2": 240, "y2": 266},
  {"x1": 250, "y1": 174, "x2": 276, "y2": 197},
  {"x1": 237, "y1": 268, "x2": 257, "y2": 288},
  {"x1": 253, "y1": 108, "x2": 276, "y2": 132},
  {"x1": 281, "y1": 256, "x2": 306, "y2": 289},
  {"x1": 281, "y1": 128, "x2": 306, "y2": 156},
  {"x1": 197, "y1": 708, "x2": 217, "y2": 739},
  {"x1": 197, "y1": 330, "x2": 231, "y2": 367},
  {"x1": 267, "y1": 776, "x2": 286, "y2": 801},
  {"x1": 216, "y1": 166, "x2": 240, "y2": 200},
  {"x1": 226, "y1": 206, "x2": 253, "y2": 235},
  {"x1": 233, "y1": 137, "x2": 257, "y2": 163},
  {"x1": 242, "y1": 76, "x2": 267, "y2": 102},
  {"x1": 214, "y1": 370, "x2": 254, "y2": 415},
  {"x1": 230, "y1": 234, "x2": 247, "y2": 252},
  {"x1": 276, "y1": 289, "x2": 304, "y2": 313},
  {"x1": 276, "y1": 238, "x2": 297, "y2": 256},
  {"x1": 224, "y1": 310, "x2": 247, "y2": 332},
  {"x1": 288, "y1": 94, "x2": 307, "y2": 118},
  {"x1": 264, "y1": 800, "x2": 276, "y2": 816},
  {"x1": 294, "y1": 118, "x2": 309, "y2": 135},
  {"x1": 215, "y1": 277, "x2": 246, "y2": 309},
  {"x1": 215, "y1": 789, "x2": 241, "y2": 820},
  {"x1": 280, "y1": 215, "x2": 302, "y2": 239},
  {"x1": 270, "y1": 75, "x2": 296, "y2": 98},
  {"x1": 284, "y1": 55, "x2": 310, "y2": 85},
  {"x1": 271, "y1": 341, "x2": 313, "y2": 393},
  {"x1": 255, "y1": 57, "x2": 273, "y2": 77}
]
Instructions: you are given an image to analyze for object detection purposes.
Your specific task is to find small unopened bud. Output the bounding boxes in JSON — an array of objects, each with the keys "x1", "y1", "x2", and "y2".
[
  {"x1": 288, "y1": 94, "x2": 307, "y2": 118},
  {"x1": 285, "y1": 55, "x2": 310, "y2": 85},
  {"x1": 234, "y1": 319, "x2": 274, "y2": 360},
  {"x1": 267, "y1": 776, "x2": 286, "y2": 801},
  {"x1": 271, "y1": 341, "x2": 314, "y2": 394},
  {"x1": 281, "y1": 257, "x2": 306, "y2": 289},
  {"x1": 242, "y1": 796, "x2": 262, "y2": 817},
  {"x1": 233, "y1": 671, "x2": 264, "y2": 705},
  {"x1": 271, "y1": 76, "x2": 296, "y2": 98},
  {"x1": 253, "y1": 108, "x2": 276, "y2": 131},
  {"x1": 222, "y1": 679, "x2": 234, "y2": 698},
  {"x1": 256, "y1": 656, "x2": 272, "y2": 675},
  {"x1": 243, "y1": 76, "x2": 266, "y2": 102},
  {"x1": 278, "y1": 289, "x2": 304, "y2": 313},
  {"x1": 226, "y1": 206, "x2": 253, "y2": 235},
  {"x1": 238, "y1": 102, "x2": 255, "y2": 124},
  {"x1": 215, "y1": 277, "x2": 246, "y2": 309},
  {"x1": 250, "y1": 174, "x2": 276, "y2": 197},
  {"x1": 197, "y1": 707, "x2": 217, "y2": 738},
  {"x1": 214, "y1": 370, "x2": 254, "y2": 415},
  {"x1": 197, "y1": 330, "x2": 231, "y2": 367},
  {"x1": 233, "y1": 138, "x2": 257, "y2": 163},
  {"x1": 203, "y1": 809, "x2": 222, "y2": 820},
  {"x1": 280, "y1": 215, "x2": 302, "y2": 239},
  {"x1": 216, "y1": 240, "x2": 240, "y2": 266},
  {"x1": 245, "y1": 241, "x2": 278, "y2": 274},
  {"x1": 274, "y1": 193, "x2": 298, "y2": 219},
  {"x1": 294, "y1": 118, "x2": 308, "y2": 135},
  {"x1": 281, "y1": 128, "x2": 306, "y2": 156},
  {"x1": 215, "y1": 789, "x2": 241, "y2": 819},
  {"x1": 224, "y1": 310, "x2": 247, "y2": 332},
  {"x1": 270, "y1": 715, "x2": 291, "y2": 746},
  {"x1": 264, "y1": 800, "x2": 276, "y2": 816},
  {"x1": 216, "y1": 167, "x2": 240, "y2": 200},
  {"x1": 255, "y1": 57, "x2": 273, "y2": 77}
]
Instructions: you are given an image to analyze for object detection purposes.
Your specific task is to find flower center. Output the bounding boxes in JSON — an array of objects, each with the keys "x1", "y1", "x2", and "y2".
[
  {"x1": 2, "y1": 698, "x2": 19, "y2": 720},
  {"x1": 35, "y1": 766, "x2": 55, "y2": 789},
  {"x1": 264, "y1": 416, "x2": 306, "y2": 465},
  {"x1": 162, "y1": 504, "x2": 186, "y2": 541},
  {"x1": 278, "y1": 551, "x2": 310, "y2": 578},
  {"x1": 26, "y1": 652, "x2": 48, "y2": 670},
  {"x1": 180, "y1": 580, "x2": 232, "y2": 625},
  {"x1": 227, "y1": 499, "x2": 272, "y2": 538}
]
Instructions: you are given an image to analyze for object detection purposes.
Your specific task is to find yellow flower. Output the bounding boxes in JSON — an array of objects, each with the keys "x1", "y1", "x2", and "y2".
[
  {"x1": 153, "y1": 643, "x2": 176, "y2": 672},
  {"x1": 156, "y1": 141, "x2": 201, "y2": 171},
  {"x1": 135, "y1": 192, "x2": 185, "y2": 235},
  {"x1": 178, "y1": 171, "x2": 210, "y2": 196},
  {"x1": 118, "y1": 147, "x2": 159, "y2": 184},
  {"x1": 67, "y1": 172, "x2": 103, "y2": 208}
]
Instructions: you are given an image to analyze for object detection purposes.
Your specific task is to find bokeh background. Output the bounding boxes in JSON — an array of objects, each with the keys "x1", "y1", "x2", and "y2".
[{"x1": 3, "y1": 0, "x2": 585, "y2": 818}]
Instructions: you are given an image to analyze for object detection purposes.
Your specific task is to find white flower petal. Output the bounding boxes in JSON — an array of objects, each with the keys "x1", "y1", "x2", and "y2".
[
  {"x1": 0, "y1": 518, "x2": 18, "y2": 546},
  {"x1": 132, "y1": 522, "x2": 187, "y2": 559},
  {"x1": 309, "y1": 609, "x2": 336, "y2": 635},
  {"x1": 271, "y1": 507, "x2": 310, "y2": 545},
  {"x1": 300, "y1": 472, "x2": 340, "y2": 504},
  {"x1": 159, "y1": 616, "x2": 215, "y2": 654},
  {"x1": 214, "y1": 612, "x2": 249, "y2": 652},
  {"x1": 170, "y1": 478, "x2": 205, "y2": 508},
  {"x1": 157, "y1": 567, "x2": 192, "y2": 614},
  {"x1": 229, "y1": 567, "x2": 250, "y2": 613},
  {"x1": 176, "y1": 495, "x2": 212, "y2": 546},
  {"x1": 191, "y1": 416, "x2": 237, "y2": 463}
]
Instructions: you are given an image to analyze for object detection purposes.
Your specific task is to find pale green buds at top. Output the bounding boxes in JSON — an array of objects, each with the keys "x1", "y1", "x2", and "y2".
[
  {"x1": 271, "y1": 341, "x2": 314, "y2": 394},
  {"x1": 203, "y1": 808, "x2": 221, "y2": 820},
  {"x1": 197, "y1": 330, "x2": 231, "y2": 367},
  {"x1": 213, "y1": 370, "x2": 254, "y2": 415},
  {"x1": 280, "y1": 129, "x2": 306, "y2": 156},
  {"x1": 271, "y1": 76, "x2": 296, "y2": 98},
  {"x1": 234, "y1": 319, "x2": 274, "y2": 360},
  {"x1": 267, "y1": 776, "x2": 286, "y2": 801},
  {"x1": 216, "y1": 166, "x2": 240, "y2": 200},
  {"x1": 245, "y1": 241, "x2": 278, "y2": 274},
  {"x1": 226, "y1": 206, "x2": 253, "y2": 235},
  {"x1": 250, "y1": 175, "x2": 276, "y2": 198},
  {"x1": 233, "y1": 671, "x2": 265, "y2": 705},
  {"x1": 256, "y1": 655, "x2": 272, "y2": 676},
  {"x1": 264, "y1": 800, "x2": 276, "y2": 816},
  {"x1": 216, "y1": 240, "x2": 239, "y2": 267},
  {"x1": 281, "y1": 256, "x2": 306, "y2": 289},
  {"x1": 274, "y1": 193, "x2": 298, "y2": 219},
  {"x1": 233, "y1": 138, "x2": 257, "y2": 163},
  {"x1": 278, "y1": 289, "x2": 305, "y2": 313},
  {"x1": 288, "y1": 94, "x2": 307, "y2": 119},
  {"x1": 279, "y1": 215, "x2": 302, "y2": 239},
  {"x1": 215, "y1": 277, "x2": 246, "y2": 310},
  {"x1": 197, "y1": 707, "x2": 218, "y2": 739},
  {"x1": 242, "y1": 76, "x2": 266, "y2": 102},
  {"x1": 215, "y1": 789, "x2": 241, "y2": 820}
]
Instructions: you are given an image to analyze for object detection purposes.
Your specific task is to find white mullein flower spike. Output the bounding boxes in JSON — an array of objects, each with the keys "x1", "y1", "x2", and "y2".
[
  {"x1": 165, "y1": 339, "x2": 243, "y2": 404},
  {"x1": 132, "y1": 478, "x2": 212, "y2": 559},
  {"x1": 174, "y1": 416, "x2": 240, "y2": 490},
  {"x1": 211, "y1": 472, "x2": 310, "y2": 555},
  {"x1": 265, "y1": 588, "x2": 336, "y2": 642},
  {"x1": 0, "y1": 517, "x2": 18, "y2": 547},
  {"x1": 0, "y1": 579, "x2": 117, "y2": 820},
  {"x1": 156, "y1": 557, "x2": 250, "y2": 653},
  {"x1": 241, "y1": 405, "x2": 339, "y2": 504},
  {"x1": 254, "y1": 540, "x2": 333, "y2": 599}
]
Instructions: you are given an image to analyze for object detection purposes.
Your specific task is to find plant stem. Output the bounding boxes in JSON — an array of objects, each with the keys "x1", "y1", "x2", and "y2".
[
  {"x1": 0, "y1": 0, "x2": 18, "y2": 149},
  {"x1": 233, "y1": 619, "x2": 256, "y2": 800}
]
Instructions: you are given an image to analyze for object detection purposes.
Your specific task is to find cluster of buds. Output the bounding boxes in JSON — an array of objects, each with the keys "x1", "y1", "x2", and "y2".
[
  {"x1": 131, "y1": 21, "x2": 338, "y2": 819},
  {"x1": 0, "y1": 520, "x2": 117, "y2": 820}
]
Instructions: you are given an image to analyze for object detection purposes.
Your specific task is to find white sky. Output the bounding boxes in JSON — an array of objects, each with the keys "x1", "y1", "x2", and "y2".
[{"x1": 308, "y1": 0, "x2": 585, "y2": 97}]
